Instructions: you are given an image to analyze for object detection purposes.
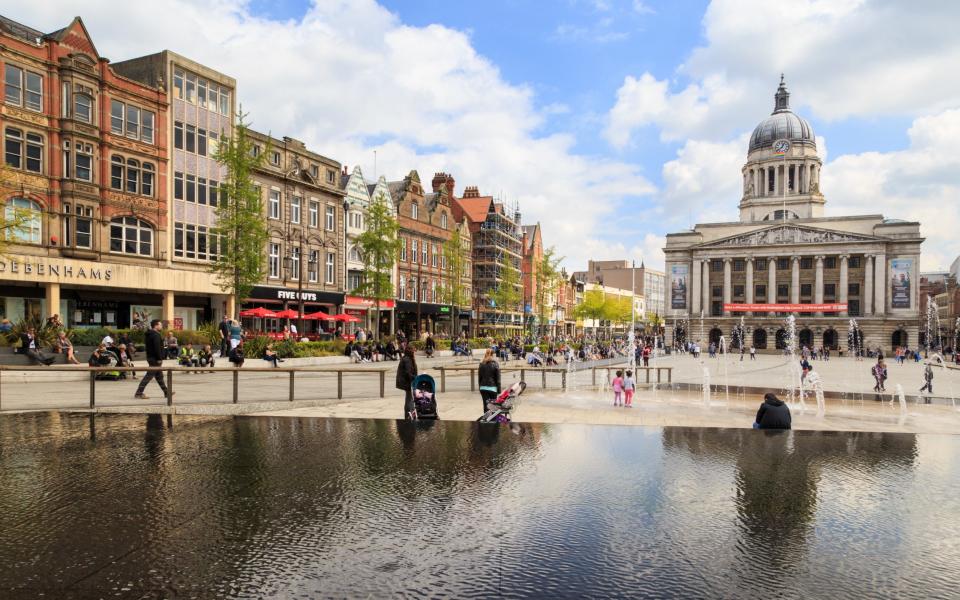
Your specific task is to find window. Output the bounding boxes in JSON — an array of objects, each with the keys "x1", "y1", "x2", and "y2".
[
  {"x1": 125, "y1": 105, "x2": 140, "y2": 139},
  {"x1": 209, "y1": 180, "x2": 218, "y2": 207},
  {"x1": 198, "y1": 177, "x2": 207, "y2": 205},
  {"x1": 174, "y1": 121, "x2": 183, "y2": 149},
  {"x1": 174, "y1": 171, "x2": 184, "y2": 200},
  {"x1": 109, "y1": 217, "x2": 153, "y2": 256},
  {"x1": 74, "y1": 94, "x2": 92, "y2": 123},
  {"x1": 777, "y1": 284, "x2": 789, "y2": 298},
  {"x1": 186, "y1": 175, "x2": 196, "y2": 202},
  {"x1": 62, "y1": 141, "x2": 70, "y2": 178},
  {"x1": 848, "y1": 299, "x2": 861, "y2": 317},
  {"x1": 311, "y1": 165, "x2": 319, "y2": 179},
  {"x1": 4, "y1": 65, "x2": 22, "y2": 106},
  {"x1": 755, "y1": 258, "x2": 767, "y2": 271},
  {"x1": 711, "y1": 260, "x2": 723, "y2": 272},
  {"x1": 800, "y1": 283, "x2": 812, "y2": 297},
  {"x1": 733, "y1": 259, "x2": 745, "y2": 272},
  {"x1": 4, "y1": 128, "x2": 43, "y2": 173},
  {"x1": 173, "y1": 69, "x2": 184, "y2": 99},
  {"x1": 441, "y1": 212, "x2": 448, "y2": 229},
  {"x1": 63, "y1": 204, "x2": 93, "y2": 249},
  {"x1": 326, "y1": 252, "x2": 335, "y2": 284},
  {"x1": 208, "y1": 131, "x2": 218, "y2": 156},
  {"x1": 5, "y1": 66, "x2": 42, "y2": 111},
  {"x1": 777, "y1": 258, "x2": 789, "y2": 271},
  {"x1": 185, "y1": 224, "x2": 196, "y2": 258},
  {"x1": 824, "y1": 283, "x2": 836, "y2": 297},
  {"x1": 431, "y1": 244, "x2": 438, "y2": 267},
  {"x1": 186, "y1": 73, "x2": 196, "y2": 103},
  {"x1": 411, "y1": 239, "x2": 417, "y2": 263},
  {"x1": 849, "y1": 256, "x2": 861, "y2": 269},
  {"x1": 733, "y1": 285, "x2": 744, "y2": 297},
  {"x1": 251, "y1": 145, "x2": 261, "y2": 158},
  {"x1": 800, "y1": 257, "x2": 813, "y2": 270},
  {"x1": 291, "y1": 196, "x2": 301, "y2": 224},
  {"x1": 348, "y1": 246, "x2": 362, "y2": 262},
  {"x1": 325, "y1": 206, "x2": 335, "y2": 231},
  {"x1": 268, "y1": 190, "x2": 280, "y2": 219},
  {"x1": 399, "y1": 278, "x2": 406, "y2": 299},
  {"x1": 197, "y1": 79, "x2": 207, "y2": 109},
  {"x1": 411, "y1": 201, "x2": 419, "y2": 219},
  {"x1": 848, "y1": 283, "x2": 861, "y2": 296},
  {"x1": 421, "y1": 241, "x2": 428, "y2": 265},
  {"x1": 185, "y1": 124, "x2": 195, "y2": 153},
  {"x1": 208, "y1": 84, "x2": 218, "y2": 113},
  {"x1": 75, "y1": 143, "x2": 92, "y2": 181},
  {"x1": 271, "y1": 151, "x2": 280, "y2": 166},
  {"x1": 111, "y1": 100, "x2": 124, "y2": 133},
  {"x1": 348, "y1": 272, "x2": 362, "y2": 292},
  {"x1": 197, "y1": 128, "x2": 207, "y2": 156},
  {"x1": 125, "y1": 159, "x2": 140, "y2": 194},
  {"x1": 61, "y1": 82, "x2": 70, "y2": 117},
  {"x1": 4, "y1": 197, "x2": 41, "y2": 244},
  {"x1": 309, "y1": 201, "x2": 318, "y2": 227},
  {"x1": 400, "y1": 238, "x2": 407, "y2": 262},
  {"x1": 142, "y1": 163, "x2": 154, "y2": 197},
  {"x1": 824, "y1": 257, "x2": 837, "y2": 269},
  {"x1": 290, "y1": 246, "x2": 300, "y2": 280},
  {"x1": 309, "y1": 250, "x2": 319, "y2": 282},
  {"x1": 755, "y1": 284, "x2": 767, "y2": 298},
  {"x1": 219, "y1": 88, "x2": 229, "y2": 115},
  {"x1": 269, "y1": 243, "x2": 281, "y2": 278},
  {"x1": 326, "y1": 170, "x2": 335, "y2": 184},
  {"x1": 711, "y1": 286, "x2": 722, "y2": 298}
]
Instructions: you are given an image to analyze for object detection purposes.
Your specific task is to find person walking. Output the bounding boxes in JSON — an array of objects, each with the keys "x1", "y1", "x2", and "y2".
[
  {"x1": 135, "y1": 320, "x2": 171, "y2": 400},
  {"x1": 920, "y1": 364, "x2": 934, "y2": 396},
  {"x1": 396, "y1": 346, "x2": 418, "y2": 419},
  {"x1": 218, "y1": 315, "x2": 231, "y2": 358},
  {"x1": 750, "y1": 345, "x2": 756, "y2": 361},
  {"x1": 478, "y1": 348, "x2": 501, "y2": 414},
  {"x1": 623, "y1": 370, "x2": 636, "y2": 407},
  {"x1": 872, "y1": 358, "x2": 887, "y2": 393},
  {"x1": 611, "y1": 369, "x2": 624, "y2": 407}
]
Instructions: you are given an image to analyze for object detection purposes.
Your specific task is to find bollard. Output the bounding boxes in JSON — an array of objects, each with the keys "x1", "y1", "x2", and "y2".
[
  {"x1": 89, "y1": 370, "x2": 96, "y2": 409},
  {"x1": 668, "y1": 368, "x2": 672, "y2": 383},
  {"x1": 657, "y1": 368, "x2": 662, "y2": 384},
  {"x1": 470, "y1": 368, "x2": 475, "y2": 392},
  {"x1": 379, "y1": 370, "x2": 385, "y2": 398},
  {"x1": 338, "y1": 371, "x2": 343, "y2": 399},
  {"x1": 289, "y1": 370, "x2": 295, "y2": 402},
  {"x1": 440, "y1": 368, "x2": 446, "y2": 393},
  {"x1": 541, "y1": 369, "x2": 547, "y2": 389},
  {"x1": 592, "y1": 367, "x2": 596, "y2": 386},
  {"x1": 646, "y1": 368, "x2": 651, "y2": 384},
  {"x1": 520, "y1": 369, "x2": 525, "y2": 384},
  {"x1": 166, "y1": 370, "x2": 174, "y2": 407},
  {"x1": 232, "y1": 369, "x2": 239, "y2": 404},
  {"x1": 562, "y1": 371, "x2": 567, "y2": 390}
]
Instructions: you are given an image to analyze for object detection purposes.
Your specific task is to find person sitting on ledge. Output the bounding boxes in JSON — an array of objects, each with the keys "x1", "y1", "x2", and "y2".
[
  {"x1": 263, "y1": 343, "x2": 283, "y2": 368},
  {"x1": 17, "y1": 327, "x2": 55, "y2": 366},
  {"x1": 753, "y1": 393, "x2": 791, "y2": 430},
  {"x1": 179, "y1": 343, "x2": 200, "y2": 368}
]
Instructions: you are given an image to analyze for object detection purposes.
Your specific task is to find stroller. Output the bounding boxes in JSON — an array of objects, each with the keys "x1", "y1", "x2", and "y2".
[
  {"x1": 410, "y1": 374, "x2": 439, "y2": 420},
  {"x1": 478, "y1": 381, "x2": 527, "y2": 424}
]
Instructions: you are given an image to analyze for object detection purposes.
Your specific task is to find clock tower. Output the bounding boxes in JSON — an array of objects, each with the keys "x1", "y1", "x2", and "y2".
[{"x1": 738, "y1": 76, "x2": 824, "y2": 222}]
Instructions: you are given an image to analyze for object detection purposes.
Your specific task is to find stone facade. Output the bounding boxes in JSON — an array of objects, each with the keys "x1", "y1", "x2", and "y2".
[{"x1": 664, "y1": 78, "x2": 923, "y2": 353}]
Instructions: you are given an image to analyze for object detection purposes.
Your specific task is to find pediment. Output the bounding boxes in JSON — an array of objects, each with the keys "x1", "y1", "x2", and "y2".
[{"x1": 696, "y1": 224, "x2": 881, "y2": 249}]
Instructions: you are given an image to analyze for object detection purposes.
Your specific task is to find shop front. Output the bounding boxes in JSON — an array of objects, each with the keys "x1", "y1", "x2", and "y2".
[
  {"x1": 0, "y1": 255, "x2": 227, "y2": 330},
  {"x1": 341, "y1": 295, "x2": 395, "y2": 338},
  {"x1": 242, "y1": 286, "x2": 345, "y2": 337},
  {"x1": 395, "y1": 301, "x2": 472, "y2": 338}
]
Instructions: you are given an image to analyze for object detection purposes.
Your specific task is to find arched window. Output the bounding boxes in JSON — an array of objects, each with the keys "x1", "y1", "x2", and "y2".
[
  {"x1": 441, "y1": 212, "x2": 448, "y2": 229},
  {"x1": 348, "y1": 246, "x2": 362, "y2": 262},
  {"x1": 411, "y1": 201, "x2": 418, "y2": 219},
  {"x1": 110, "y1": 216, "x2": 153, "y2": 256},
  {"x1": 110, "y1": 155, "x2": 124, "y2": 190},
  {"x1": 126, "y1": 159, "x2": 140, "y2": 194},
  {"x1": 4, "y1": 197, "x2": 42, "y2": 244}
]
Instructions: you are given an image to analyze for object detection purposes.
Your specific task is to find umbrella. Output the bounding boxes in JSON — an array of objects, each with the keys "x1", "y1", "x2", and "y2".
[
  {"x1": 333, "y1": 313, "x2": 361, "y2": 323},
  {"x1": 239, "y1": 307, "x2": 278, "y2": 318},
  {"x1": 273, "y1": 309, "x2": 300, "y2": 319},
  {"x1": 303, "y1": 310, "x2": 333, "y2": 320}
]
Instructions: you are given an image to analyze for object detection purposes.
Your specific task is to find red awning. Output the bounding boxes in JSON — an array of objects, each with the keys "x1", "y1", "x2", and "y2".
[
  {"x1": 239, "y1": 307, "x2": 278, "y2": 318},
  {"x1": 303, "y1": 310, "x2": 333, "y2": 320},
  {"x1": 272, "y1": 309, "x2": 300, "y2": 319},
  {"x1": 333, "y1": 313, "x2": 361, "y2": 322}
]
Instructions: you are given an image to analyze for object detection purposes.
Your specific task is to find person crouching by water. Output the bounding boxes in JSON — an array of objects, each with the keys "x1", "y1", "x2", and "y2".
[
  {"x1": 396, "y1": 346, "x2": 418, "y2": 419},
  {"x1": 753, "y1": 393, "x2": 791, "y2": 430},
  {"x1": 478, "y1": 348, "x2": 501, "y2": 413}
]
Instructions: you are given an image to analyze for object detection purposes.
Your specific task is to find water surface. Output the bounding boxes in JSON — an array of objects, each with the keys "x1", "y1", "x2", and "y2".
[{"x1": 1, "y1": 413, "x2": 957, "y2": 598}]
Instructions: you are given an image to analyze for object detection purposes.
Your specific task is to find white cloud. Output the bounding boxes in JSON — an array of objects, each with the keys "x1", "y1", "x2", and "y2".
[
  {"x1": 658, "y1": 135, "x2": 749, "y2": 226},
  {"x1": 823, "y1": 109, "x2": 960, "y2": 271},
  {"x1": 10, "y1": 0, "x2": 654, "y2": 270},
  {"x1": 632, "y1": 1, "x2": 655, "y2": 15}
]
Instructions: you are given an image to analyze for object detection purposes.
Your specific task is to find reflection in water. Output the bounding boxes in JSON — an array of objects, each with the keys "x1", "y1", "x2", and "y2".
[{"x1": 0, "y1": 413, "x2": 954, "y2": 598}]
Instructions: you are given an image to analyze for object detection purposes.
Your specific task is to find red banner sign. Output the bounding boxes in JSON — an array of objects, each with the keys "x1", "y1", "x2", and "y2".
[
  {"x1": 344, "y1": 296, "x2": 395, "y2": 309},
  {"x1": 723, "y1": 303, "x2": 848, "y2": 312}
]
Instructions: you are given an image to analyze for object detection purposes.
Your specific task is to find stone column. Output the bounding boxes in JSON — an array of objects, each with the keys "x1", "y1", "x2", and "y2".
[
  {"x1": 702, "y1": 259, "x2": 711, "y2": 316},
  {"x1": 691, "y1": 258, "x2": 701, "y2": 315},
  {"x1": 874, "y1": 252, "x2": 886, "y2": 315},
  {"x1": 45, "y1": 282, "x2": 60, "y2": 320},
  {"x1": 814, "y1": 255, "x2": 824, "y2": 316},
  {"x1": 722, "y1": 258, "x2": 732, "y2": 316},
  {"x1": 839, "y1": 254, "x2": 849, "y2": 317},
  {"x1": 864, "y1": 255, "x2": 874, "y2": 316},
  {"x1": 163, "y1": 290, "x2": 175, "y2": 327},
  {"x1": 791, "y1": 256, "x2": 800, "y2": 305},
  {"x1": 772, "y1": 166, "x2": 778, "y2": 197},
  {"x1": 768, "y1": 257, "x2": 776, "y2": 306},
  {"x1": 745, "y1": 258, "x2": 754, "y2": 310}
]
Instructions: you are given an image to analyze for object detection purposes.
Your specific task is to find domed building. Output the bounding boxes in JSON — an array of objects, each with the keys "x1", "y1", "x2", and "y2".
[{"x1": 664, "y1": 77, "x2": 922, "y2": 354}]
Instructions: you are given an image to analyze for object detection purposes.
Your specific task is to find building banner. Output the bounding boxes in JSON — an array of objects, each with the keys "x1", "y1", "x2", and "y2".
[
  {"x1": 670, "y1": 265, "x2": 688, "y2": 309},
  {"x1": 890, "y1": 259, "x2": 912, "y2": 309},
  {"x1": 723, "y1": 303, "x2": 848, "y2": 312}
]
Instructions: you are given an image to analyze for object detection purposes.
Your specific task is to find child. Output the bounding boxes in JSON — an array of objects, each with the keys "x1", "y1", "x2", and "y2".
[
  {"x1": 612, "y1": 369, "x2": 624, "y2": 407},
  {"x1": 623, "y1": 370, "x2": 636, "y2": 407}
]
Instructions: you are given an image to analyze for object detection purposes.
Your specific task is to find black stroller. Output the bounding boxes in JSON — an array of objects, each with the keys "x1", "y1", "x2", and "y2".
[{"x1": 410, "y1": 374, "x2": 439, "y2": 420}]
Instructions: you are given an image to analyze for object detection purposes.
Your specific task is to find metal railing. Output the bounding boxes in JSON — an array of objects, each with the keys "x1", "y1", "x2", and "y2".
[
  {"x1": 436, "y1": 364, "x2": 672, "y2": 392},
  {"x1": 0, "y1": 365, "x2": 389, "y2": 411}
]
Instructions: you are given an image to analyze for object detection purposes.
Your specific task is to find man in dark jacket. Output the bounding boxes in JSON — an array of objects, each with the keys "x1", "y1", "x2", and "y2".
[
  {"x1": 754, "y1": 393, "x2": 791, "y2": 429},
  {"x1": 17, "y1": 327, "x2": 55, "y2": 365},
  {"x1": 135, "y1": 320, "x2": 171, "y2": 399},
  {"x1": 395, "y1": 347, "x2": 418, "y2": 419}
]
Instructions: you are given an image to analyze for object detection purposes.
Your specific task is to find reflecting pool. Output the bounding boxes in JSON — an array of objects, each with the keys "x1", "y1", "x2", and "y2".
[{"x1": 1, "y1": 413, "x2": 958, "y2": 598}]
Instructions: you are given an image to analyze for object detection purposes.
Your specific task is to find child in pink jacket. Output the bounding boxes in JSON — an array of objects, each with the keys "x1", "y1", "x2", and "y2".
[{"x1": 612, "y1": 370, "x2": 624, "y2": 406}]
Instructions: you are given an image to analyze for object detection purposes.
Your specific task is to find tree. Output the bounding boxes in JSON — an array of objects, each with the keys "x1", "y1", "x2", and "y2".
[
  {"x1": 0, "y1": 164, "x2": 34, "y2": 257},
  {"x1": 210, "y1": 110, "x2": 270, "y2": 317},
  {"x1": 488, "y1": 254, "x2": 521, "y2": 336},
  {"x1": 573, "y1": 289, "x2": 606, "y2": 334},
  {"x1": 439, "y1": 225, "x2": 469, "y2": 335},
  {"x1": 533, "y1": 247, "x2": 563, "y2": 337},
  {"x1": 354, "y1": 192, "x2": 401, "y2": 340}
]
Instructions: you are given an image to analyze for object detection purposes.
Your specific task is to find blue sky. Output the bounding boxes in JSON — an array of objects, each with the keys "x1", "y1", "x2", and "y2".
[{"x1": 15, "y1": 0, "x2": 960, "y2": 270}]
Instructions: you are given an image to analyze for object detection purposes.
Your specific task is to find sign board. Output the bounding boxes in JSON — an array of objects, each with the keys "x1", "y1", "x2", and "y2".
[
  {"x1": 723, "y1": 303, "x2": 847, "y2": 312},
  {"x1": 670, "y1": 265, "x2": 688, "y2": 309},
  {"x1": 344, "y1": 296, "x2": 396, "y2": 309},
  {"x1": 890, "y1": 259, "x2": 912, "y2": 309}
]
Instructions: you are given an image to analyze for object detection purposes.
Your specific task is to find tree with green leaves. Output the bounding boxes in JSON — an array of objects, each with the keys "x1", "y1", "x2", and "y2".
[
  {"x1": 573, "y1": 289, "x2": 607, "y2": 335},
  {"x1": 210, "y1": 110, "x2": 270, "y2": 317},
  {"x1": 489, "y1": 254, "x2": 521, "y2": 336},
  {"x1": 439, "y1": 225, "x2": 469, "y2": 335},
  {"x1": 0, "y1": 164, "x2": 33, "y2": 257},
  {"x1": 533, "y1": 247, "x2": 563, "y2": 337},
  {"x1": 354, "y1": 192, "x2": 402, "y2": 340}
]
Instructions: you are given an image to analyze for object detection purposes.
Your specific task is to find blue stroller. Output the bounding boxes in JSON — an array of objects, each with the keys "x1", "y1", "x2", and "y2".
[{"x1": 410, "y1": 374, "x2": 439, "y2": 420}]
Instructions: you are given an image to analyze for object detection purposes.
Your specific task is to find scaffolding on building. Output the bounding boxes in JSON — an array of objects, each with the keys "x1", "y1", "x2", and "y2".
[{"x1": 473, "y1": 197, "x2": 524, "y2": 332}]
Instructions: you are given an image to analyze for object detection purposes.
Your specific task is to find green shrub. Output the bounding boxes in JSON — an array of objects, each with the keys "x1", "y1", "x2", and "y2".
[{"x1": 4, "y1": 318, "x2": 59, "y2": 349}]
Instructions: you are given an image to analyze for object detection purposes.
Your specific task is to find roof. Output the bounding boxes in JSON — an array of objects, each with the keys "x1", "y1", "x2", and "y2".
[
  {"x1": 453, "y1": 196, "x2": 495, "y2": 224},
  {"x1": 522, "y1": 224, "x2": 540, "y2": 252},
  {"x1": 0, "y1": 15, "x2": 45, "y2": 42}
]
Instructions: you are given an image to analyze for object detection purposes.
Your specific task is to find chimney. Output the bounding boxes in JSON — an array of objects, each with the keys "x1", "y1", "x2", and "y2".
[
  {"x1": 342, "y1": 165, "x2": 348, "y2": 176},
  {"x1": 445, "y1": 173, "x2": 456, "y2": 197},
  {"x1": 431, "y1": 172, "x2": 447, "y2": 192},
  {"x1": 463, "y1": 186, "x2": 479, "y2": 198}
]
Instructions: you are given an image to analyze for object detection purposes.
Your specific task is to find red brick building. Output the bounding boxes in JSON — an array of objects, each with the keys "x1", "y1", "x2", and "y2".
[{"x1": 521, "y1": 222, "x2": 543, "y2": 327}]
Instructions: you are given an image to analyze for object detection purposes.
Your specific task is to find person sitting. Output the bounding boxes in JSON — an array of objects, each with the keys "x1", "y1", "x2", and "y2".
[
  {"x1": 385, "y1": 340, "x2": 399, "y2": 361},
  {"x1": 263, "y1": 343, "x2": 283, "y2": 367},
  {"x1": 164, "y1": 332, "x2": 179, "y2": 360},
  {"x1": 753, "y1": 393, "x2": 791, "y2": 430},
  {"x1": 116, "y1": 343, "x2": 136, "y2": 378},
  {"x1": 361, "y1": 344, "x2": 374, "y2": 362},
  {"x1": 198, "y1": 344, "x2": 215, "y2": 369},
  {"x1": 527, "y1": 347, "x2": 544, "y2": 367},
  {"x1": 17, "y1": 327, "x2": 55, "y2": 366},
  {"x1": 348, "y1": 342, "x2": 364, "y2": 363},
  {"x1": 54, "y1": 331, "x2": 80, "y2": 365},
  {"x1": 228, "y1": 341, "x2": 245, "y2": 368},
  {"x1": 424, "y1": 335, "x2": 436, "y2": 358},
  {"x1": 118, "y1": 332, "x2": 136, "y2": 359},
  {"x1": 88, "y1": 344, "x2": 113, "y2": 368},
  {"x1": 178, "y1": 343, "x2": 200, "y2": 368},
  {"x1": 0, "y1": 318, "x2": 12, "y2": 333}
]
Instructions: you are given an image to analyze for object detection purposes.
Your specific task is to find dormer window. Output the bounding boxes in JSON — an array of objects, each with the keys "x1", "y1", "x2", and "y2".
[
  {"x1": 411, "y1": 201, "x2": 419, "y2": 219},
  {"x1": 441, "y1": 212, "x2": 448, "y2": 229},
  {"x1": 270, "y1": 151, "x2": 280, "y2": 166}
]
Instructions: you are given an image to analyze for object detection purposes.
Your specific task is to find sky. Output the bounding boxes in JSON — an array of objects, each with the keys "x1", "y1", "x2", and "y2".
[{"x1": 11, "y1": 0, "x2": 960, "y2": 271}]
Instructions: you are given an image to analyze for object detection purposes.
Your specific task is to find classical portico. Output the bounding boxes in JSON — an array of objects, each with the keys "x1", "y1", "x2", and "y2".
[{"x1": 664, "y1": 78, "x2": 922, "y2": 353}]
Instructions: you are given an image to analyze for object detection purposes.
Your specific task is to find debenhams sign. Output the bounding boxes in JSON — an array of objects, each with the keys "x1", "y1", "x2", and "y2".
[{"x1": 0, "y1": 258, "x2": 113, "y2": 280}]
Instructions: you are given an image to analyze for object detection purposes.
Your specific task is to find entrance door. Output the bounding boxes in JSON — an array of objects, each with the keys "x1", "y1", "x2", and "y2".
[
  {"x1": 753, "y1": 329, "x2": 767, "y2": 349},
  {"x1": 709, "y1": 328, "x2": 722, "y2": 345},
  {"x1": 775, "y1": 328, "x2": 787, "y2": 349},
  {"x1": 799, "y1": 328, "x2": 813, "y2": 348},
  {"x1": 823, "y1": 329, "x2": 838, "y2": 350},
  {"x1": 892, "y1": 330, "x2": 908, "y2": 349}
]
